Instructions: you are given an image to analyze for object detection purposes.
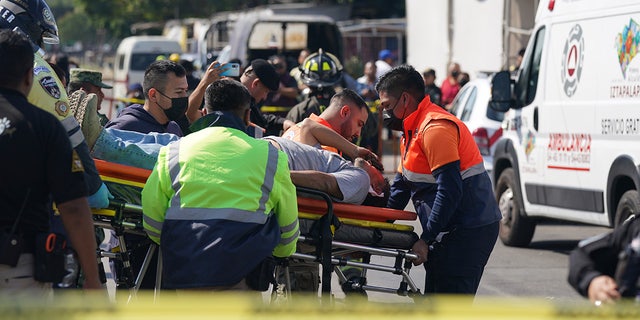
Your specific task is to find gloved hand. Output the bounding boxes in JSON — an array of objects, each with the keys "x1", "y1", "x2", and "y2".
[{"x1": 87, "y1": 183, "x2": 113, "y2": 209}]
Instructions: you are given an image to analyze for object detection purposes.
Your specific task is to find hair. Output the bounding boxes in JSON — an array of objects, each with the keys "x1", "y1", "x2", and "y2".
[
  {"x1": 329, "y1": 88, "x2": 367, "y2": 111},
  {"x1": 49, "y1": 62, "x2": 67, "y2": 84},
  {"x1": 142, "y1": 60, "x2": 187, "y2": 98},
  {"x1": 422, "y1": 68, "x2": 436, "y2": 79},
  {"x1": 0, "y1": 30, "x2": 34, "y2": 89},
  {"x1": 375, "y1": 65, "x2": 425, "y2": 102},
  {"x1": 204, "y1": 79, "x2": 251, "y2": 117}
]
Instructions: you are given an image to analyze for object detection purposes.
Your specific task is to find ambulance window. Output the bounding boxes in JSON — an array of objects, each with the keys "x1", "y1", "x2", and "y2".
[{"x1": 516, "y1": 27, "x2": 545, "y2": 106}]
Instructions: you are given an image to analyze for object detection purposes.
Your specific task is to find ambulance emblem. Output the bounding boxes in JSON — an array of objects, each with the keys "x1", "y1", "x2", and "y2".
[{"x1": 561, "y1": 24, "x2": 584, "y2": 97}]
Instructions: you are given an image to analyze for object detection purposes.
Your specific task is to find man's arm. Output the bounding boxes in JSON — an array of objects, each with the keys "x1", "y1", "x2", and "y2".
[
  {"x1": 186, "y1": 62, "x2": 223, "y2": 123},
  {"x1": 141, "y1": 148, "x2": 171, "y2": 244},
  {"x1": 290, "y1": 170, "x2": 343, "y2": 200},
  {"x1": 297, "y1": 118, "x2": 380, "y2": 167},
  {"x1": 57, "y1": 197, "x2": 102, "y2": 289},
  {"x1": 271, "y1": 153, "x2": 299, "y2": 258}
]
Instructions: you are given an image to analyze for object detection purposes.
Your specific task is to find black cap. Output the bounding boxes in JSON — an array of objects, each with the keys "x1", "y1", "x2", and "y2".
[{"x1": 250, "y1": 59, "x2": 279, "y2": 91}]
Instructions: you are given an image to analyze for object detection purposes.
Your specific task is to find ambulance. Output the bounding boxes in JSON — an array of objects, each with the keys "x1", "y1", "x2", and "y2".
[{"x1": 490, "y1": 0, "x2": 640, "y2": 246}]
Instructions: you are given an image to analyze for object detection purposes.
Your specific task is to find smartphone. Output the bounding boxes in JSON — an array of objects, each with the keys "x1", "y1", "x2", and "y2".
[{"x1": 220, "y1": 63, "x2": 240, "y2": 77}]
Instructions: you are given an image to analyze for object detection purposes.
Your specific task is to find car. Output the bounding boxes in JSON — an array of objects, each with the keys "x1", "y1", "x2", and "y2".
[{"x1": 448, "y1": 78, "x2": 504, "y2": 176}]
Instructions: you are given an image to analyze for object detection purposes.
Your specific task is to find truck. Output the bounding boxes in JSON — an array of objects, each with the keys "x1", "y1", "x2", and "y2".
[{"x1": 489, "y1": 0, "x2": 640, "y2": 246}]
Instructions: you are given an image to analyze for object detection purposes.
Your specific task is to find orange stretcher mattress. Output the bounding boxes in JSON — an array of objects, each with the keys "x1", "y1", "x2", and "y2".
[{"x1": 93, "y1": 158, "x2": 417, "y2": 227}]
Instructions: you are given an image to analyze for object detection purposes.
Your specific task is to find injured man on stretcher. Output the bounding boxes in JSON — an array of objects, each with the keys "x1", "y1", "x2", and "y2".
[{"x1": 79, "y1": 79, "x2": 387, "y2": 205}]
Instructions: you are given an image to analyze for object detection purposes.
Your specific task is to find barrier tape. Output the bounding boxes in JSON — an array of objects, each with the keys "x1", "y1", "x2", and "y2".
[{"x1": 1, "y1": 292, "x2": 638, "y2": 319}]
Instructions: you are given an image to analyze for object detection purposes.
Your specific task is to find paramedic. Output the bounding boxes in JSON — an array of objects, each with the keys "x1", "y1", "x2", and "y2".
[
  {"x1": 376, "y1": 65, "x2": 501, "y2": 295},
  {"x1": 141, "y1": 79, "x2": 299, "y2": 290}
]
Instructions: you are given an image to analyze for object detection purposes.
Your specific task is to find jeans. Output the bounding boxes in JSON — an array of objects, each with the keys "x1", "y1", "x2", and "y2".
[{"x1": 91, "y1": 128, "x2": 179, "y2": 170}]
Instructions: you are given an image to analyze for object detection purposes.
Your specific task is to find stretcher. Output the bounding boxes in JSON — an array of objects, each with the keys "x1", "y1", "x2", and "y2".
[{"x1": 91, "y1": 159, "x2": 422, "y2": 301}]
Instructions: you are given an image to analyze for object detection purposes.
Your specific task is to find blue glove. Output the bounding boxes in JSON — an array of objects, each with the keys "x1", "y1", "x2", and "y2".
[{"x1": 87, "y1": 183, "x2": 114, "y2": 209}]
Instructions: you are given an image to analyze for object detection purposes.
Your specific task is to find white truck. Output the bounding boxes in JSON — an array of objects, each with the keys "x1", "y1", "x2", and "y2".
[{"x1": 489, "y1": 0, "x2": 640, "y2": 246}]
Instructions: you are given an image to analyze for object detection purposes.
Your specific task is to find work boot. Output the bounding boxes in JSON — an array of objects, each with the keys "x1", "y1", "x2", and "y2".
[{"x1": 69, "y1": 90, "x2": 102, "y2": 149}]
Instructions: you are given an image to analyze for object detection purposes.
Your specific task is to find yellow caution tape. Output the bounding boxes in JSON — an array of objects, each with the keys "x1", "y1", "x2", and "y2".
[{"x1": 1, "y1": 292, "x2": 638, "y2": 319}]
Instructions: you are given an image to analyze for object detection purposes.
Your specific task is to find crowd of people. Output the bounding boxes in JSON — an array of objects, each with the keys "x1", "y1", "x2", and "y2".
[{"x1": 1, "y1": 0, "x2": 638, "y2": 306}]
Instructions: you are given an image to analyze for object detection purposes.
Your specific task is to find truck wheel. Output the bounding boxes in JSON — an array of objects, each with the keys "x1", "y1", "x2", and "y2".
[
  {"x1": 495, "y1": 168, "x2": 536, "y2": 247},
  {"x1": 614, "y1": 190, "x2": 640, "y2": 227}
]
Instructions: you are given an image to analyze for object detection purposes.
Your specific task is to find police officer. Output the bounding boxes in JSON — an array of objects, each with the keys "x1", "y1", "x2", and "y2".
[
  {"x1": 0, "y1": 0, "x2": 110, "y2": 209},
  {"x1": 0, "y1": 29, "x2": 101, "y2": 292},
  {"x1": 376, "y1": 65, "x2": 501, "y2": 295},
  {"x1": 568, "y1": 213, "x2": 640, "y2": 304}
]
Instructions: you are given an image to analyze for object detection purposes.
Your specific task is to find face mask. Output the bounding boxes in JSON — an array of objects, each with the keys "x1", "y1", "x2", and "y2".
[
  {"x1": 383, "y1": 109, "x2": 404, "y2": 131},
  {"x1": 157, "y1": 90, "x2": 188, "y2": 121},
  {"x1": 383, "y1": 95, "x2": 405, "y2": 131},
  {"x1": 451, "y1": 71, "x2": 461, "y2": 78}
]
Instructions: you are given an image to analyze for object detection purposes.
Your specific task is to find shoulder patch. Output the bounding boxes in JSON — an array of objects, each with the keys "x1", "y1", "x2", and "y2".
[
  {"x1": 33, "y1": 66, "x2": 50, "y2": 76},
  {"x1": 39, "y1": 76, "x2": 61, "y2": 99},
  {"x1": 71, "y1": 150, "x2": 85, "y2": 173},
  {"x1": 55, "y1": 101, "x2": 69, "y2": 117}
]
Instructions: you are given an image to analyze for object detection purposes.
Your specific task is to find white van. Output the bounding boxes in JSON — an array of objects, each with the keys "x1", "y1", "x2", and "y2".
[
  {"x1": 489, "y1": 0, "x2": 640, "y2": 247},
  {"x1": 112, "y1": 36, "x2": 182, "y2": 103}
]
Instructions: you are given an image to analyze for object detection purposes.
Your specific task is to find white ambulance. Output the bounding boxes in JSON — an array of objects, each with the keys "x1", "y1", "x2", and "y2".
[{"x1": 490, "y1": 0, "x2": 640, "y2": 246}]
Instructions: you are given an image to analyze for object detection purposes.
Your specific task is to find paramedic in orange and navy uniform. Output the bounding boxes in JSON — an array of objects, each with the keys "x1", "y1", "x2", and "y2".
[{"x1": 376, "y1": 65, "x2": 501, "y2": 295}]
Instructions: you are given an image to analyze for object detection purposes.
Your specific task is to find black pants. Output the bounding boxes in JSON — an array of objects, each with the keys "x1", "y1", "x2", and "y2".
[{"x1": 424, "y1": 221, "x2": 499, "y2": 294}]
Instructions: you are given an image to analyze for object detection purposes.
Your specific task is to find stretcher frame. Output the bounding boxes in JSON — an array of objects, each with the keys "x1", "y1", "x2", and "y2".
[{"x1": 91, "y1": 160, "x2": 423, "y2": 302}]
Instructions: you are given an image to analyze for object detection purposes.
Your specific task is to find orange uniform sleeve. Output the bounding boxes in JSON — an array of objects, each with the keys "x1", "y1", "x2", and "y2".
[{"x1": 420, "y1": 119, "x2": 460, "y2": 171}]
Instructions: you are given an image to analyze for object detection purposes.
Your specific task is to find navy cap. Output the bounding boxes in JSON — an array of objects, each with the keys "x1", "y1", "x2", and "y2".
[{"x1": 250, "y1": 59, "x2": 279, "y2": 91}]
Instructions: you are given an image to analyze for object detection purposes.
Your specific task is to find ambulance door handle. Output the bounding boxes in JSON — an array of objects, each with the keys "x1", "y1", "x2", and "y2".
[{"x1": 533, "y1": 106, "x2": 538, "y2": 131}]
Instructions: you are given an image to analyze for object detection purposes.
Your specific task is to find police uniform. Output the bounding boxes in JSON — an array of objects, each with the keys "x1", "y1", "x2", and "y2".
[
  {"x1": 395, "y1": 96, "x2": 502, "y2": 294},
  {"x1": 0, "y1": 87, "x2": 86, "y2": 288},
  {"x1": 568, "y1": 214, "x2": 640, "y2": 298},
  {"x1": 142, "y1": 111, "x2": 299, "y2": 289},
  {"x1": 27, "y1": 52, "x2": 102, "y2": 196}
]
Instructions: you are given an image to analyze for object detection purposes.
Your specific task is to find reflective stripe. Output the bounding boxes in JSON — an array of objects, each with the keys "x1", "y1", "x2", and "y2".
[
  {"x1": 164, "y1": 138, "x2": 277, "y2": 224},
  {"x1": 460, "y1": 163, "x2": 486, "y2": 179},
  {"x1": 403, "y1": 168, "x2": 435, "y2": 183},
  {"x1": 280, "y1": 230, "x2": 300, "y2": 246},
  {"x1": 280, "y1": 220, "x2": 298, "y2": 234},
  {"x1": 165, "y1": 207, "x2": 270, "y2": 224},
  {"x1": 403, "y1": 162, "x2": 485, "y2": 183},
  {"x1": 168, "y1": 141, "x2": 182, "y2": 208},
  {"x1": 145, "y1": 229, "x2": 161, "y2": 239},
  {"x1": 61, "y1": 117, "x2": 84, "y2": 147},
  {"x1": 144, "y1": 214, "x2": 163, "y2": 231}
]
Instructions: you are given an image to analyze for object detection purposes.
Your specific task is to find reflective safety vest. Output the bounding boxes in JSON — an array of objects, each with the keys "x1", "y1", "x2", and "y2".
[
  {"x1": 282, "y1": 114, "x2": 340, "y2": 154},
  {"x1": 27, "y1": 53, "x2": 83, "y2": 148},
  {"x1": 141, "y1": 126, "x2": 299, "y2": 288},
  {"x1": 400, "y1": 97, "x2": 500, "y2": 240},
  {"x1": 401, "y1": 98, "x2": 484, "y2": 182}
]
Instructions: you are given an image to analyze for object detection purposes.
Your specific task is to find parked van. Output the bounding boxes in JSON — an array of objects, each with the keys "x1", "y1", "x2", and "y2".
[
  {"x1": 490, "y1": 0, "x2": 640, "y2": 247},
  {"x1": 112, "y1": 36, "x2": 182, "y2": 104}
]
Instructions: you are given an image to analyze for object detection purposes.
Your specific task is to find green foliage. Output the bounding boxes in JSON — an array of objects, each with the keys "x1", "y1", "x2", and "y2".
[{"x1": 57, "y1": 11, "x2": 96, "y2": 45}]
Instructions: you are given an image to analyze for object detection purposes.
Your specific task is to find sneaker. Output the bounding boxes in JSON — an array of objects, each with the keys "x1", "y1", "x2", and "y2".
[{"x1": 69, "y1": 90, "x2": 102, "y2": 149}]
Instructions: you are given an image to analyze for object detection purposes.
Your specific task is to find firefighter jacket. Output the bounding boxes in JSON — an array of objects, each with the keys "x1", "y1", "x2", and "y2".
[
  {"x1": 397, "y1": 96, "x2": 501, "y2": 243},
  {"x1": 141, "y1": 111, "x2": 299, "y2": 288}
]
